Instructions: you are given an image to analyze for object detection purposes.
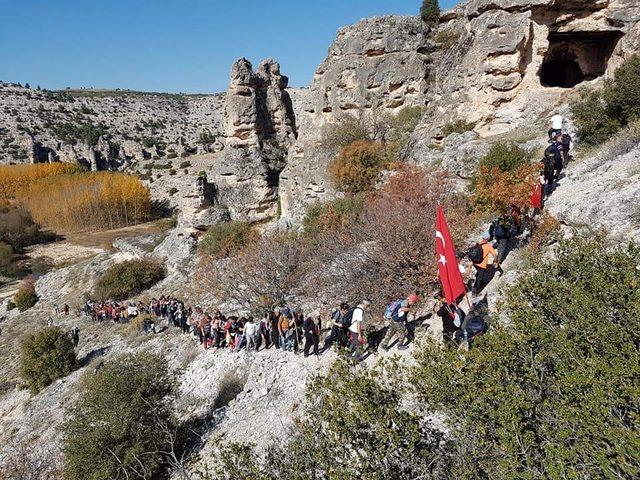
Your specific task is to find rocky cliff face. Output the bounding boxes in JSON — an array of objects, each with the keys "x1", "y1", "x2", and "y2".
[
  {"x1": 206, "y1": 58, "x2": 298, "y2": 223},
  {"x1": 279, "y1": 16, "x2": 431, "y2": 224},
  {"x1": 404, "y1": 0, "x2": 640, "y2": 173}
]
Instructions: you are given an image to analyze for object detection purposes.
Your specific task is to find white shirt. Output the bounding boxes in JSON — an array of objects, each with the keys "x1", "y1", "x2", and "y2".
[
  {"x1": 551, "y1": 114, "x2": 563, "y2": 130},
  {"x1": 244, "y1": 321, "x2": 257, "y2": 336},
  {"x1": 349, "y1": 306, "x2": 364, "y2": 333}
]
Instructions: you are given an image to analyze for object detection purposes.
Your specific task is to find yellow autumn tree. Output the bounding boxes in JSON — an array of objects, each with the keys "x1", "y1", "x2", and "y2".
[
  {"x1": 19, "y1": 172, "x2": 151, "y2": 232},
  {"x1": 0, "y1": 163, "x2": 83, "y2": 199}
]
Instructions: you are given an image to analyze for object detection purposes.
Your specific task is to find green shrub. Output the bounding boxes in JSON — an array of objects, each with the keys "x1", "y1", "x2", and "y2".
[
  {"x1": 477, "y1": 142, "x2": 531, "y2": 173},
  {"x1": 93, "y1": 259, "x2": 165, "y2": 301},
  {"x1": 302, "y1": 194, "x2": 365, "y2": 237},
  {"x1": 442, "y1": 119, "x2": 476, "y2": 137},
  {"x1": 391, "y1": 106, "x2": 423, "y2": 135},
  {"x1": 321, "y1": 115, "x2": 370, "y2": 152},
  {"x1": 52, "y1": 122, "x2": 107, "y2": 146},
  {"x1": 412, "y1": 233, "x2": 640, "y2": 479},
  {"x1": 434, "y1": 28, "x2": 460, "y2": 49},
  {"x1": 13, "y1": 278, "x2": 38, "y2": 311},
  {"x1": 20, "y1": 327, "x2": 76, "y2": 393},
  {"x1": 62, "y1": 353, "x2": 176, "y2": 480},
  {"x1": 199, "y1": 221, "x2": 258, "y2": 258},
  {"x1": 169, "y1": 169, "x2": 177, "y2": 175},
  {"x1": 168, "y1": 187, "x2": 178, "y2": 196},
  {"x1": 179, "y1": 160, "x2": 191, "y2": 169},
  {"x1": 420, "y1": 0, "x2": 440, "y2": 25},
  {"x1": 167, "y1": 152, "x2": 178, "y2": 159},
  {"x1": 603, "y1": 55, "x2": 640, "y2": 125},
  {"x1": 0, "y1": 202, "x2": 53, "y2": 251},
  {"x1": 571, "y1": 90, "x2": 621, "y2": 146},
  {"x1": 329, "y1": 141, "x2": 391, "y2": 194},
  {"x1": 572, "y1": 55, "x2": 640, "y2": 146}
]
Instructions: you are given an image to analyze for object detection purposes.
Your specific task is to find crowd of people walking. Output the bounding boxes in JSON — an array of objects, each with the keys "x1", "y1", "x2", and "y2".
[{"x1": 76, "y1": 115, "x2": 572, "y2": 361}]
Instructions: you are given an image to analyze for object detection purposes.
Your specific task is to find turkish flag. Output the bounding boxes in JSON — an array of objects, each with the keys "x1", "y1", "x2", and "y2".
[
  {"x1": 435, "y1": 206, "x2": 466, "y2": 304},
  {"x1": 530, "y1": 182, "x2": 543, "y2": 209}
]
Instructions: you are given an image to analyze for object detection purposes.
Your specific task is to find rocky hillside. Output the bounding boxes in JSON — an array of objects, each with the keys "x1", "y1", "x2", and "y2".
[
  {"x1": 0, "y1": 83, "x2": 226, "y2": 168},
  {"x1": 2, "y1": 0, "x2": 640, "y2": 477}
]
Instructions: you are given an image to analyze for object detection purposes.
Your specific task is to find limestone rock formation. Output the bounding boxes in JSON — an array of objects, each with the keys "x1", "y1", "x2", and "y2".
[
  {"x1": 279, "y1": 16, "x2": 431, "y2": 225},
  {"x1": 405, "y1": 0, "x2": 640, "y2": 171},
  {"x1": 208, "y1": 58, "x2": 297, "y2": 222}
]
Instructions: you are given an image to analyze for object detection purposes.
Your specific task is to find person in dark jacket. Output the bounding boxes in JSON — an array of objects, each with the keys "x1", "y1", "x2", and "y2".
[
  {"x1": 551, "y1": 132, "x2": 565, "y2": 180},
  {"x1": 269, "y1": 310, "x2": 280, "y2": 349},
  {"x1": 303, "y1": 314, "x2": 321, "y2": 357},
  {"x1": 321, "y1": 303, "x2": 350, "y2": 352}
]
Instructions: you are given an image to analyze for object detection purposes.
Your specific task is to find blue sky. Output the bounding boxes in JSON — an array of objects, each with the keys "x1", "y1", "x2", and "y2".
[{"x1": 0, "y1": 0, "x2": 459, "y2": 93}]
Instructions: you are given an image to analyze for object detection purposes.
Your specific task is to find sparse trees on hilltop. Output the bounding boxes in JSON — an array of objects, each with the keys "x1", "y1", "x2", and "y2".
[{"x1": 420, "y1": 0, "x2": 441, "y2": 25}]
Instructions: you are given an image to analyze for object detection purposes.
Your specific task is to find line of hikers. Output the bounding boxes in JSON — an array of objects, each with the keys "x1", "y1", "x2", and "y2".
[
  {"x1": 75, "y1": 114, "x2": 571, "y2": 359},
  {"x1": 145, "y1": 294, "x2": 425, "y2": 360}
]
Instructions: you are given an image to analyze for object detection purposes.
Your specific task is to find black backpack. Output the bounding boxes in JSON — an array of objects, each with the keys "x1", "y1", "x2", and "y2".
[
  {"x1": 467, "y1": 244, "x2": 484, "y2": 264},
  {"x1": 341, "y1": 309, "x2": 354, "y2": 329}
]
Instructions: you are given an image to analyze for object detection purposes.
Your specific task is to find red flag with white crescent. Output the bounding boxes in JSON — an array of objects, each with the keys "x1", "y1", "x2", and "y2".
[{"x1": 435, "y1": 206, "x2": 466, "y2": 304}]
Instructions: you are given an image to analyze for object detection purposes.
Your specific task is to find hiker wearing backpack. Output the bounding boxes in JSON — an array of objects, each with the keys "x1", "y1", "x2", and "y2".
[
  {"x1": 549, "y1": 111, "x2": 564, "y2": 139},
  {"x1": 303, "y1": 313, "x2": 321, "y2": 357},
  {"x1": 551, "y1": 132, "x2": 565, "y2": 180},
  {"x1": 278, "y1": 308, "x2": 293, "y2": 350},
  {"x1": 434, "y1": 295, "x2": 463, "y2": 346},
  {"x1": 380, "y1": 293, "x2": 419, "y2": 351},
  {"x1": 348, "y1": 301, "x2": 369, "y2": 362},
  {"x1": 469, "y1": 234, "x2": 500, "y2": 297},
  {"x1": 321, "y1": 303, "x2": 350, "y2": 352},
  {"x1": 541, "y1": 147, "x2": 556, "y2": 199},
  {"x1": 490, "y1": 214, "x2": 515, "y2": 264},
  {"x1": 561, "y1": 132, "x2": 572, "y2": 163}
]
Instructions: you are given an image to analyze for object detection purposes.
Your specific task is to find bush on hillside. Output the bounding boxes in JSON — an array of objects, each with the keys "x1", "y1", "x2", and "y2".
[
  {"x1": 52, "y1": 122, "x2": 107, "y2": 146},
  {"x1": 302, "y1": 194, "x2": 365, "y2": 238},
  {"x1": 442, "y1": 119, "x2": 476, "y2": 137},
  {"x1": 199, "y1": 221, "x2": 259, "y2": 259},
  {"x1": 571, "y1": 89, "x2": 621, "y2": 146},
  {"x1": 20, "y1": 327, "x2": 77, "y2": 393},
  {"x1": 0, "y1": 163, "x2": 83, "y2": 199},
  {"x1": 603, "y1": 54, "x2": 640, "y2": 125},
  {"x1": 320, "y1": 115, "x2": 371, "y2": 152},
  {"x1": 473, "y1": 163, "x2": 539, "y2": 213},
  {"x1": 300, "y1": 166, "x2": 473, "y2": 309},
  {"x1": 13, "y1": 277, "x2": 38, "y2": 312},
  {"x1": 62, "y1": 353, "x2": 176, "y2": 480},
  {"x1": 21, "y1": 172, "x2": 151, "y2": 232},
  {"x1": 198, "y1": 234, "x2": 305, "y2": 312},
  {"x1": 329, "y1": 141, "x2": 391, "y2": 194},
  {"x1": 391, "y1": 106, "x2": 424, "y2": 136},
  {"x1": 420, "y1": 0, "x2": 440, "y2": 25},
  {"x1": 412, "y1": 233, "x2": 640, "y2": 479},
  {"x1": 478, "y1": 142, "x2": 531, "y2": 173},
  {"x1": 572, "y1": 55, "x2": 640, "y2": 146},
  {"x1": 93, "y1": 259, "x2": 165, "y2": 301},
  {"x1": 471, "y1": 142, "x2": 535, "y2": 213},
  {"x1": 0, "y1": 201, "x2": 53, "y2": 252}
]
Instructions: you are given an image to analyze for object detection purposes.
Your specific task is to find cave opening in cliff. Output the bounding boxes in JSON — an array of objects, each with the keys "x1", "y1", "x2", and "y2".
[{"x1": 539, "y1": 30, "x2": 623, "y2": 88}]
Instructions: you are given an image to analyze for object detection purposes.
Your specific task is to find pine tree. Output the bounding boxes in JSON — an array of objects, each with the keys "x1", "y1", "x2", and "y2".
[
  {"x1": 25, "y1": 82, "x2": 30, "y2": 89},
  {"x1": 420, "y1": 0, "x2": 440, "y2": 25}
]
